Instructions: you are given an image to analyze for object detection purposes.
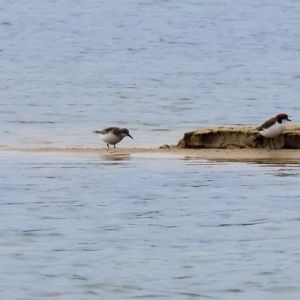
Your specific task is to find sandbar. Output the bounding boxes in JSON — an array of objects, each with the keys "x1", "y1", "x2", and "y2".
[{"x1": 1, "y1": 146, "x2": 300, "y2": 163}]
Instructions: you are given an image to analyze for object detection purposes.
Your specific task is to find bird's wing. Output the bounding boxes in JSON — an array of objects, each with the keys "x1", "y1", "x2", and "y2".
[{"x1": 257, "y1": 117, "x2": 276, "y2": 131}]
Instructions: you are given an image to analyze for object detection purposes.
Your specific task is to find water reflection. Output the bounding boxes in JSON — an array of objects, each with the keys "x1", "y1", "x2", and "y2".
[
  {"x1": 98, "y1": 154, "x2": 131, "y2": 162},
  {"x1": 200, "y1": 158, "x2": 300, "y2": 165}
]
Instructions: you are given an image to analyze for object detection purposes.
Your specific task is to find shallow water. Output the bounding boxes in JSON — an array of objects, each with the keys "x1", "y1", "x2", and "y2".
[
  {"x1": 1, "y1": 0, "x2": 300, "y2": 148},
  {"x1": 1, "y1": 152, "x2": 300, "y2": 299}
]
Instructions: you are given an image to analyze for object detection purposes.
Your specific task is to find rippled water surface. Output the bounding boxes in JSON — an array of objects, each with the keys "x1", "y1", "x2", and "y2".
[
  {"x1": 1, "y1": 0, "x2": 300, "y2": 148},
  {"x1": 1, "y1": 152, "x2": 300, "y2": 299}
]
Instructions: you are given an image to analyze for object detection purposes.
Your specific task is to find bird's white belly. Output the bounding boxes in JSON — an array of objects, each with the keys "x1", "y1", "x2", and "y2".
[
  {"x1": 99, "y1": 132, "x2": 123, "y2": 144},
  {"x1": 259, "y1": 122, "x2": 286, "y2": 138}
]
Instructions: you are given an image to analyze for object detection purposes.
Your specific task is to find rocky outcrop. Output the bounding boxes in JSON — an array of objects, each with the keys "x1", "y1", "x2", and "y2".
[{"x1": 177, "y1": 126, "x2": 300, "y2": 149}]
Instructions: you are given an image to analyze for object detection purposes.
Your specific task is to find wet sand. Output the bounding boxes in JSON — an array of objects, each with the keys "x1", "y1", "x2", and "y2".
[{"x1": 2, "y1": 146, "x2": 300, "y2": 163}]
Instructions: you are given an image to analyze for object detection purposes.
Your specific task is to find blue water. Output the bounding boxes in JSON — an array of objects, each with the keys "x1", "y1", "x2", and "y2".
[
  {"x1": 1, "y1": 1, "x2": 300, "y2": 299},
  {"x1": 1, "y1": 152, "x2": 300, "y2": 299},
  {"x1": 1, "y1": 0, "x2": 300, "y2": 148}
]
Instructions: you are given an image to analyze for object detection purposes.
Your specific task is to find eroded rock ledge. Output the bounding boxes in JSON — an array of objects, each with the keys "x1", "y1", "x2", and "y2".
[{"x1": 177, "y1": 126, "x2": 300, "y2": 149}]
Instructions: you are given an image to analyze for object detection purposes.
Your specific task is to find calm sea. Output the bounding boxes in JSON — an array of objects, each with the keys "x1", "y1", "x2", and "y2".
[
  {"x1": 1, "y1": 152, "x2": 300, "y2": 299},
  {"x1": 1, "y1": 0, "x2": 300, "y2": 299},
  {"x1": 1, "y1": 0, "x2": 300, "y2": 148}
]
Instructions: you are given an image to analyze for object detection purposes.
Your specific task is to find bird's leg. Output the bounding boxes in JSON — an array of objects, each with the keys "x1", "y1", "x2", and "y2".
[
  {"x1": 268, "y1": 138, "x2": 272, "y2": 150},
  {"x1": 114, "y1": 144, "x2": 116, "y2": 148},
  {"x1": 272, "y1": 138, "x2": 276, "y2": 149},
  {"x1": 107, "y1": 143, "x2": 109, "y2": 149}
]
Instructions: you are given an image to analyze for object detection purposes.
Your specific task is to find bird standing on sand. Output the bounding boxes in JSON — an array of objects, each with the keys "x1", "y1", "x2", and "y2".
[
  {"x1": 94, "y1": 127, "x2": 133, "y2": 148},
  {"x1": 253, "y1": 113, "x2": 291, "y2": 149}
]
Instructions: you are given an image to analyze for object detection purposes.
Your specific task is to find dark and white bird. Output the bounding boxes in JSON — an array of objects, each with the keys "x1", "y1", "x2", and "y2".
[
  {"x1": 94, "y1": 127, "x2": 133, "y2": 148},
  {"x1": 253, "y1": 113, "x2": 291, "y2": 149}
]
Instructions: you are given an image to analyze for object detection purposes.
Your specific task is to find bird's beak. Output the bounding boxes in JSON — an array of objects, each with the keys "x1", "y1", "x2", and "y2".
[
  {"x1": 128, "y1": 134, "x2": 133, "y2": 139},
  {"x1": 287, "y1": 118, "x2": 291, "y2": 121}
]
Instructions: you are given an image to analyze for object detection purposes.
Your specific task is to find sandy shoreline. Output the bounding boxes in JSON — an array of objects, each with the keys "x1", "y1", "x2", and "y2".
[{"x1": 1, "y1": 146, "x2": 300, "y2": 162}]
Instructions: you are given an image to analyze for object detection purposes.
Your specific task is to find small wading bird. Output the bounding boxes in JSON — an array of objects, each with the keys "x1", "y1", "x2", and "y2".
[
  {"x1": 252, "y1": 113, "x2": 291, "y2": 149},
  {"x1": 94, "y1": 127, "x2": 133, "y2": 149}
]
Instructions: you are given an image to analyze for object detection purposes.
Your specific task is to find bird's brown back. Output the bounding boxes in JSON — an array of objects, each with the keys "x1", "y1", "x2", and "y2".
[
  {"x1": 257, "y1": 117, "x2": 276, "y2": 131},
  {"x1": 97, "y1": 127, "x2": 121, "y2": 135}
]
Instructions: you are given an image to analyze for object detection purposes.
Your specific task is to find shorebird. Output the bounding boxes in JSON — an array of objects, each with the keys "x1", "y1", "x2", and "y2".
[
  {"x1": 253, "y1": 113, "x2": 291, "y2": 149},
  {"x1": 93, "y1": 127, "x2": 133, "y2": 149}
]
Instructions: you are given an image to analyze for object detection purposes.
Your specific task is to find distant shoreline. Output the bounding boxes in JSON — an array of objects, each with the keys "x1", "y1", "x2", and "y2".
[{"x1": 1, "y1": 147, "x2": 300, "y2": 163}]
